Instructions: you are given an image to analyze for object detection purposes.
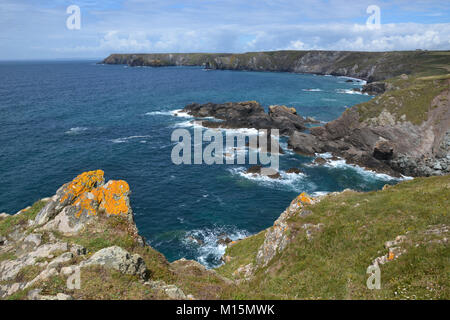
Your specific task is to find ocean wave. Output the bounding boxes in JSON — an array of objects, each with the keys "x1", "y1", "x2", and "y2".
[
  {"x1": 228, "y1": 167, "x2": 309, "y2": 191},
  {"x1": 338, "y1": 76, "x2": 367, "y2": 85},
  {"x1": 65, "y1": 127, "x2": 88, "y2": 135},
  {"x1": 336, "y1": 89, "x2": 368, "y2": 95},
  {"x1": 145, "y1": 111, "x2": 174, "y2": 116},
  {"x1": 183, "y1": 226, "x2": 251, "y2": 268},
  {"x1": 302, "y1": 88, "x2": 322, "y2": 92},
  {"x1": 110, "y1": 135, "x2": 151, "y2": 144},
  {"x1": 314, "y1": 153, "x2": 412, "y2": 181},
  {"x1": 172, "y1": 109, "x2": 194, "y2": 118}
]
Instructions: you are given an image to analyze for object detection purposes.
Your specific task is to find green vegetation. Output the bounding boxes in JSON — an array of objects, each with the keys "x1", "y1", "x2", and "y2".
[
  {"x1": 217, "y1": 230, "x2": 265, "y2": 279},
  {"x1": 217, "y1": 176, "x2": 449, "y2": 299},
  {"x1": 356, "y1": 74, "x2": 449, "y2": 124},
  {"x1": 0, "y1": 200, "x2": 46, "y2": 236}
]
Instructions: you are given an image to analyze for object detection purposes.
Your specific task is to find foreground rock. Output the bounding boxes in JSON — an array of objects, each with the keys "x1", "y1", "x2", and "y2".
[
  {"x1": 0, "y1": 171, "x2": 232, "y2": 300},
  {"x1": 181, "y1": 101, "x2": 307, "y2": 135}
]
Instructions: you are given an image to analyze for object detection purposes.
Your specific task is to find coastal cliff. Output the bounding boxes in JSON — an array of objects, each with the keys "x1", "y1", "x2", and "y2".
[
  {"x1": 0, "y1": 170, "x2": 232, "y2": 300},
  {"x1": 288, "y1": 74, "x2": 450, "y2": 177},
  {"x1": 102, "y1": 50, "x2": 450, "y2": 82},
  {"x1": 1, "y1": 171, "x2": 448, "y2": 299}
]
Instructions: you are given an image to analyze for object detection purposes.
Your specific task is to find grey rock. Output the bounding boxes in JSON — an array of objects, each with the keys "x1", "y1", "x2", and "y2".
[{"x1": 80, "y1": 246, "x2": 148, "y2": 280}]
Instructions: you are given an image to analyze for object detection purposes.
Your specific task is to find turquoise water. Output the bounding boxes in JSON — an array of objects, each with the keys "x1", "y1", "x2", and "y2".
[{"x1": 0, "y1": 61, "x2": 400, "y2": 267}]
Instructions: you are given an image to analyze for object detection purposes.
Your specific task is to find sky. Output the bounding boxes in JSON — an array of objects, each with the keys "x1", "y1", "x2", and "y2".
[{"x1": 0, "y1": 0, "x2": 449, "y2": 60}]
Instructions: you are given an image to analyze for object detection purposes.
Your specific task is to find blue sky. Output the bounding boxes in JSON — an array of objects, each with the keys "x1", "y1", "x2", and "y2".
[{"x1": 0, "y1": 0, "x2": 449, "y2": 59}]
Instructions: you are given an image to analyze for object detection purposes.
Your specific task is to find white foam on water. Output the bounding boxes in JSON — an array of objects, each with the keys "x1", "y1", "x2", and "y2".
[
  {"x1": 145, "y1": 111, "x2": 174, "y2": 116},
  {"x1": 183, "y1": 226, "x2": 251, "y2": 268},
  {"x1": 171, "y1": 109, "x2": 193, "y2": 118},
  {"x1": 172, "y1": 119, "x2": 206, "y2": 128},
  {"x1": 314, "y1": 153, "x2": 412, "y2": 181},
  {"x1": 302, "y1": 88, "x2": 323, "y2": 92},
  {"x1": 228, "y1": 167, "x2": 309, "y2": 191},
  {"x1": 336, "y1": 89, "x2": 368, "y2": 95},
  {"x1": 110, "y1": 135, "x2": 152, "y2": 144},
  {"x1": 311, "y1": 191, "x2": 329, "y2": 197},
  {"x1": 338, "y1": 76, "x2": 367, "y2": 85},
  {"x1": 65, "y1": 127, "x2": 88, "y2": 135}
]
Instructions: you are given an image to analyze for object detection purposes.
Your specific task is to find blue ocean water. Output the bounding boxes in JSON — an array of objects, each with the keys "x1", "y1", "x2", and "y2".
[{"x1": 0, "y1": 61, "x2": 401, "y2": 267}]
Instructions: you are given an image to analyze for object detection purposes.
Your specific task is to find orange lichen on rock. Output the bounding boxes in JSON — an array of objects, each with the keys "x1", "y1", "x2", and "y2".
[
  {"x1": 60, "y1": 170, "x2": 105, "y2": 204},
  {"x1": 97, "y1": 180, "x2": 131, "y2": 216},
  {"x1": 296, "y1": 192, "x2": 313, "y2": 205},
  {"x1": 72, "y1": 180, "x2": 131, "y2": 217},
  {"x1": 387, "y1": 251, "x2": 395, "y2": 261},
  {"x1": 59, "y1": 170, "x2": 131, "y2": 218}
]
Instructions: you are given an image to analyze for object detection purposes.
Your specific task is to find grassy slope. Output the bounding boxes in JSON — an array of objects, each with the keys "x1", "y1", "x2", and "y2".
[
  {"x1": 356, "y1": 74, "x2": 450, "y2": 124},
  {"x1": 217, "y1": 176, "x2": 449, "y2": 299}
]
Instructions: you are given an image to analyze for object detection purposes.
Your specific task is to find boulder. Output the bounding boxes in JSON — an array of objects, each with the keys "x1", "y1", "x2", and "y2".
[
  {"x1": 288, "y1": 131, "x2": 324, "y2": 156},
  {"x1": 373, "y1": 139, "x2": 394, "y2": 160},
  {"x1": 286, "y1": 168, "x2": 302, "y2": 174},
  {"x1": 314, "y1": 157, "x2": 327, "y2": 165},
  {"x1": 80, "y1": 246, "x2": 148, "y2": 280}
]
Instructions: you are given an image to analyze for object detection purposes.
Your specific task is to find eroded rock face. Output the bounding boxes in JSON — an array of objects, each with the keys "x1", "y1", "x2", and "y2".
[
  {"x1": 255, "y1": 193, "x2": 316, "y2": 268},
  {"x1": 182, "y1": 101, "x2": 306, "y2": 135},
  {"x1": 287, "y1": 94, "x2": 450, "y2": 177}
]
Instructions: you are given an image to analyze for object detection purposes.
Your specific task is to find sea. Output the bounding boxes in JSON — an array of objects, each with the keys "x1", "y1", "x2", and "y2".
[{"x1": 0, "y1": 60, "x2": 404, "y2": 267}]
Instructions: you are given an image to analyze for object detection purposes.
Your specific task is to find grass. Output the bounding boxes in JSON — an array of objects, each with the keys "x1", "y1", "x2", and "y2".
[
  {"x1": 356, "y1": 74, "x2": 449, "y2": 125},
  {"x1": 0, "y1": 200, "x2": 47, "y2": 236},
  {"x1": 0, "y1": 252, "x2": 16, "y2": 262},
  {"x1": 216, "y1": 175, "x2": 449, "y2": 299},
  {"x1": 216, "y1": 230, "x2": 266, "y2": 279}
]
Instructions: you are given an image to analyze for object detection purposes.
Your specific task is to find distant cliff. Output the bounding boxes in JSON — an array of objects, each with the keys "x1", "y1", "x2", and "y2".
[{"x1": 102, "y1": 50, "x2": 450, "y2": 82}]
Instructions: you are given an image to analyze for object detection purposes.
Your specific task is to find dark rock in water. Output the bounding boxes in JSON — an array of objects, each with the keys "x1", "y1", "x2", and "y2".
[
  {"x1": 330, "y1": 156, "x2": 340, "y2": 161},
  {"x1": 373, "y1": 139, "x2": 394, "y2": 160},
  {"x1": 362, "y1": 81, "x2": 386, "y2": 95},
  {"x1": 181, "y1": 101, "x2": 306, "y2": 135},
  {"x1": 217, "y1": 237, "x2": 232, "y2": 246},
  {"x1": 305, "y1": 116, "x2": 321, "y2": 124},
  {"x1": 246, "y1": 165, "x2": 281, "y2": 179},
  {"x1": 267, "y1": 172, "x2": 281, "y2": 179},
  {"x1": 246, "y1": 165, "x2": 262, "y2": 174},
  {"x1": 314, "y1": 157, "x2": 327, "y2": 165},
  {"x1": 187, "y1": 235, "x2": 204, "y2": 246},
  {"x1": 288, "y1": 131, "x2": 325, "y2": 156},
  {"x1": 268, "y1": 105, "x2": 306, "y2": 134},
  {"x1": 286, "y1": 167, "x2": 302, "y2": 174},
  {"x1": 345, "y1": 79, "x2": 354, "y2": 83}
]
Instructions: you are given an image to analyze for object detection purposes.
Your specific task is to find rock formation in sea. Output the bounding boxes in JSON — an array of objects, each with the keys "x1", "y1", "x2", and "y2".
[{"x1": 181, "y1": 101, "x2": 307, "y2": 135}]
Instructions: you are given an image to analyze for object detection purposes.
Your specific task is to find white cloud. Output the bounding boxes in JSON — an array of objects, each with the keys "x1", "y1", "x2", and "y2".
[{"x1": 0, "y1": 0, "x2": 449, "y2": 59}]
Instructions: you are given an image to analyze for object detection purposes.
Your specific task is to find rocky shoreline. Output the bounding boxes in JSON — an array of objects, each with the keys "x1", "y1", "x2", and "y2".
[{"x1": 101, "y1": 50, "x2": 449, "y2": 83}]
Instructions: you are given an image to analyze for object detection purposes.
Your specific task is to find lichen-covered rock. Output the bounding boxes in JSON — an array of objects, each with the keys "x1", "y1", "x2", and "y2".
[
  {"x1": 80, "y1": 246, "x2": 148, "y2": 280},
  {"x1": 34, "y1": 170, "x2": 105, "y2": 225}
]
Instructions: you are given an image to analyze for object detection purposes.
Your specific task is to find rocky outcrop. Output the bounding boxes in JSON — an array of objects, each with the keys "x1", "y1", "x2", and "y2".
[
  {"x1": 362, "y1": 81, "x2": 386, "y2": 95},
  {"x1": 181, "y1": 101, "x2": 306, "y2": 135},
  {"x1": 0, "y1": 171, "x2": 226, "y2": 300},
  {"x1": 80, "y1": 246, "x2": 148, "y2": 280},
  {"x1": 287, "y1": 78, "x2": 450, "y2": 177}
]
